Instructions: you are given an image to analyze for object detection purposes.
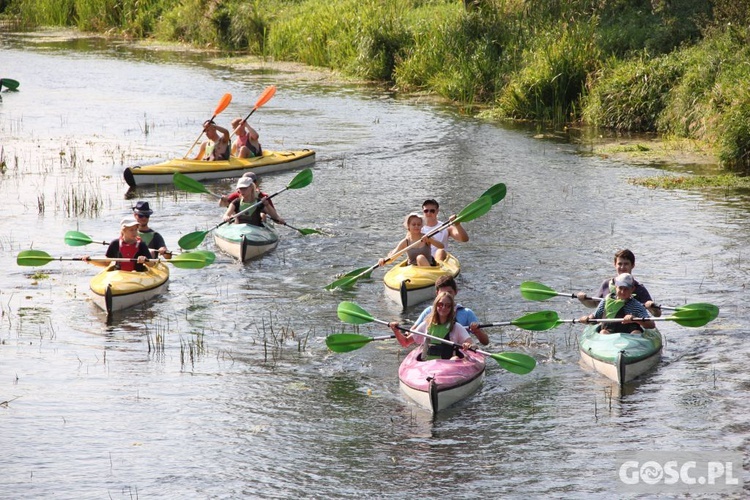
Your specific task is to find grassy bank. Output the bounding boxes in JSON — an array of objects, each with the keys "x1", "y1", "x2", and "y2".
[{"x1": 4, "y1": 0, "x2": 750, "y2": 172}]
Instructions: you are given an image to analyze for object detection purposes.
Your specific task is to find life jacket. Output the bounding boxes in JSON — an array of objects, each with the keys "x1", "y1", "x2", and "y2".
[
  {"x1": 117, "y1": 238, "x2": 140, "y2": 272},
  {"x1": 422, "y1": 322, "x2": 461, "y2": 360},
  {"x1": 204, "y1": 140, "x2": 230, "y2": 161},
  {"x1": 601, "y1": 294, "x2": 643, "y2": 334},
  {"x1": 237, "y1": 134, "x2": 262, "y2": 157},
  {"x1": 231, "y1": 198, "x2": 263, "y2": 226},
  {"x1": 138, "y1": 230, "x2": 154, "y2": 246}
]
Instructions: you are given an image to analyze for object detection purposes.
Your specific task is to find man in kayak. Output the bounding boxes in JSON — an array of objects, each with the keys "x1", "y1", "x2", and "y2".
[
  {"x1": 576, "y1": 248, "x2": 662, "y2": 317},
  {"x1": 420, "y1": 199, "x2": 469, "y2": 262},
  {"x1": 413, "y1": 275, "x2": 489, "y2": 345},
  {"x1": 82, "y1": 219, "x2": 151, "y2": 272},
  {"x1": 230, "y1": 117, "x2": 262, "y2": 158},
  {"x1": 132, "y1": 201, "x2": 170, "y2": 258},
  {"x1": 579, "y1": 273, "x2": 656, "y2": 334},
  {"x1": 194, "y1": 120, "x2": 230, "y2": 161}
]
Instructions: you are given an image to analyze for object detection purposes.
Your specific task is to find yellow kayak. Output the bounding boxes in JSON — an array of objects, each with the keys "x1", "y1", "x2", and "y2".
[
  {"x1": 89, "y1": 262, "x2": 170, "y2": 314},
  {"x1": 383, "y1": 253, "x2": 460, "y2": 309},
  {"x1": 123, "y1": 149, "x2": 316, "y2": 187}
]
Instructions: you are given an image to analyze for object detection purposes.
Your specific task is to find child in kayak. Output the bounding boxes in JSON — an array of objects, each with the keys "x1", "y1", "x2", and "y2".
[
  {"x1": 82, "y1": 218, "x2": 151, "y2": 272},
  {"x1": 389, "y1": 291, "x2": 474, "y2": 360},
  {"x1": 579, "y1": 273, "x2": 656, "y2": 334},
  {"x1": 378, "y1": 213, "x2": 442, "y2": 268}
]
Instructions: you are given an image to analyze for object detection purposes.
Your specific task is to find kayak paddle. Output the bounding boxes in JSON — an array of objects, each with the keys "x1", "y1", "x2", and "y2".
[
  {"x1": 279, "y1": 222, "x2": 323, "y2": 236},
  {"x1": 519, "y1": 281, "x2": 719, "y2": 320},
  {"x1": 183, "y1": 93, "x2": 233, "y2": 159},
  {"x1": 0, "y1": 78, "x2": 20, "y2": 91},
  {"x1": 64, "y1": 230, "x2": 108, "y2": 247},
  {"x1": 477, "y1": 310, "x2": 561, "y2": 331},
  {"x1": 172, "y1": 172, "x2": 222, "y2": 199},
  {"x1": 334, "y1": 301, "x2": 537, "y2": 374},
  {"x1": 325, "y1": 195, "x2": 493, "y2": 291},
  {"x1": 16, "y1": 249, "x2": 214, "y2": 270},
  {"x1": 558, "y1": 307, "x2": 716, "y2": 328},
  {"x1": 178, "y1": 167, "x2": 313, "y2": 250},
  {"x1": 230, "y1": 85, "x2": 277, "y2": 138}
]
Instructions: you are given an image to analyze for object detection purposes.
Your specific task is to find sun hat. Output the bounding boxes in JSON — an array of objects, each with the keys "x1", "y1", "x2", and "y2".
[
  {"x1": 614, "y1": 273, "x2": 635, "y2": 288},
  {"x1": 133, "y1": 201, "x2": 153, "y2": 216},
  {"x1": 237, "y1": 176, "x2": 255, "y2": 189},
  {"x1": 121, "y1": 218, "x2": 139, "y2": 229},
  {"x1": 241, "y1": 171, "x2": 258, "y2": 183}
]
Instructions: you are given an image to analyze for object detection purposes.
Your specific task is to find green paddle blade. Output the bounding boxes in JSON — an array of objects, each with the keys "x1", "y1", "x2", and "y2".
[
  {"x1": 326, "y1": 333, "x2": 375, "y2": 353},
  {"x1": 337, "y1": 301, "x2": 375, "y2": 325},
  {"x1": 482, "y1": 183, "x2": 507, "y2": 205},
  {"x1": 519, "y1": 281, "x2": 559, "y2": 301},
  {"x1": 325, "y1": 266, "x2": 375, "y2": 291},
  {"x1": 64, "y1": 230, "x2": 95, "y2": 247},
  {"x1": 667, "y1": 308, "x2": 714, "y2": 328},
  {"x1": 1, "y1": 78, "x2": 20, "y2": 90},
  {"x1": 190, "y1": 250, "x2": 216, "y2": 265},
  {"x1": 675, "y1": 303, "x2": 719, "y2": 322},
  {"x1": 490, "y1": 352, "x2": 536, "y2": 374},
  {"x1": 454, "y1": 195, "x2": 492, "y2": 224},
  {"x1": 512, "y1": 310, "x2": 561, "y2": 331},
  {"x1": 17, "y1": 250, "x2": 56, "y2": 266},
  {"x1": 169, "y1": 251, "x2": 209, "y2": 269},
  {"x1": 173, "y1": 172, "x2": 211, "y2": 195},
  {"x1": 178, "y1": 230, "x2": 209, "y2": 250},
  {"x1": 287, "y1": 168, "x2": 313, "y2": 190}
]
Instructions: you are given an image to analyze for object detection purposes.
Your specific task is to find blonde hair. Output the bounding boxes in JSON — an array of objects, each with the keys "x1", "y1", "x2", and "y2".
[{"x1": 426, "y1": 291, "x2": 456, "y2": 327}]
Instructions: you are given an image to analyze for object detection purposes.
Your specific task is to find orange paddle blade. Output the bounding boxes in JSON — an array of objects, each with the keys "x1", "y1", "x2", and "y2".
[
  {"x1": 213, "y1": 93, "x2": 233, "y2": 116},
  {"x1": 254, "y1": 86, "x2": 276, "y2": 110}
]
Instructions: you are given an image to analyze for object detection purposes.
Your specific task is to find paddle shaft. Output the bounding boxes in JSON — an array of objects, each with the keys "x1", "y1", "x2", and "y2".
[
  {"x1": 370, "y1": 316, "x2": 493, "y2": 356},
  {"x1": 184, "y1": 93, "x2": 232, "y2": 159},
  {"x1": 578, "y1": 293, "x2": 673, "y2": 311},
  {"x1": 559, "y1": 317, "x2": 672, "y2": 325},
  {"x1": 230, "y1": 86, "x2": 276, "y2": 138}
]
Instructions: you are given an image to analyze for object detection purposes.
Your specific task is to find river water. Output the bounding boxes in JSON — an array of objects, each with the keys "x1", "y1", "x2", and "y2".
[{"x1": 1, "y1": 30, "x2": 748, "y2": 498}]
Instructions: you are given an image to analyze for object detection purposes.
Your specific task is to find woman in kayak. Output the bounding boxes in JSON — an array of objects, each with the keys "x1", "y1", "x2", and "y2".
[
  {"x1": 82, "y1": 218, "x2": 152, "y2": 272},
  {"x1": 230, "y1": 117, "x2": 262, "y2": 158},
  {"x1": 223, "y1": 176, "x2": 285, "y2": 226},
  {"x1": 389, "y1": 291, "x2": 474, "y2": 361},
  {"x1": 378, "y1": 213, "x2": 442, "y2": 268}
]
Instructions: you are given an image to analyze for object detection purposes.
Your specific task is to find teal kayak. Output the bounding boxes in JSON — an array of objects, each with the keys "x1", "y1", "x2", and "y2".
[
  {"x1": 578, "y1": 324, "x2": 663, "y2": 386},
  {"x1": 213, "y1": 222, "x2": 279, "y2": 262}
]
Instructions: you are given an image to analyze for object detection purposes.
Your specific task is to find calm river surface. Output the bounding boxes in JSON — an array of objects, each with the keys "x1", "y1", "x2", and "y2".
[{"x1": 2, "y1": 31, "x2": 748, "y2": 499}]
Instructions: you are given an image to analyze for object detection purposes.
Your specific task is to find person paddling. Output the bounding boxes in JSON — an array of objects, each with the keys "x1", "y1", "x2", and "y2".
[
  {"x1": 219, "y1": 172, "x2": 274, "y2": 209},
  {"x1": 388, "y1": 291, "x2": 474, "y2": 360},
  {"x1": 223, "y1": 176, "x2": 285, "y2": 226},
  {"x1": 230, "y1": 117, "x2": 262, "y2": 158},
  {"x1": 577, "y1": 248, "x2": 661, "y2": 317},
  {"x1": 378, "y1": 212, "x2": 442, "y2": 268},
  {"x1": 579, "y1": 273, "x2": 656, "y2": 334},
  {"x1": 421, "y1": 199, "x2": 469, "y2": 262},
  {"x1": 132, "y1": 201, "x2": 170, "y2": 258},
  {"x1": 194, "y1": 120, "x2": 230, "y2": 161},
  {"x1": 414, "y1": 275, "x2": 489, "y2": 345},
  {"x1": 82, "y1": 218, "x2": 151, "y2": 272}
]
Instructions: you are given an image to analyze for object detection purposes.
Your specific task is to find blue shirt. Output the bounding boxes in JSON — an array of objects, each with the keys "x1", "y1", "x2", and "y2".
[{"x1": 416, "y1": 304, "x2": 479, "y2": 328}]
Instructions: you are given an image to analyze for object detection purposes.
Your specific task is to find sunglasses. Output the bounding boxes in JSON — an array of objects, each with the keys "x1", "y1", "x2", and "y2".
[
  {"x1": 423, "y1": 208, "x2": 436, "y2": 213},
  {"x1": 436, "y1": 302, "x2": 452, "y2": 309},
  {"x1": 135, "y1": 214, "x2": 150, "y2": 219}
]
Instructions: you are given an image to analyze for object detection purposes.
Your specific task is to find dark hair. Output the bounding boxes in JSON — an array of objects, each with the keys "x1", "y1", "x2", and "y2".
[
  {"x1": 435, "y1": 275, "x2": 457, "y2": 292},
  {"x1": 614, "y1": 249, "x2": 635, "y2": 266},
  {"x1": 421, "y1": 199, "x2": 439, "y2": 209}
]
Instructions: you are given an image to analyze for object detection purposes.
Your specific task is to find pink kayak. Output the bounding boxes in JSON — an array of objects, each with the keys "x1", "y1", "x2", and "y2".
[{"x1": 398, "y1": 348, "x2": 486, "y2": 414}]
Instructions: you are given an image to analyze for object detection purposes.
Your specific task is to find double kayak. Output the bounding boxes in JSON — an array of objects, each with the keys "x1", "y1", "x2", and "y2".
[
  {"x1": 214, "y1": 222, "x2": 279, "y2": 262},
  {"x1": 123, "y1": 149, "x2": 316, "y2": 187},
  {"x1": 398, "y1": 348, "x2": 486, "y2": 414},
  {"x1": 578, "y1": 324, "x2": 664, "y2": 386},
  {"x1": 89, "y1": 262, "x2": 169, "y2": 314},
  {"x1": 383, "y1": 253, "x2": 460, "y2": 309}
]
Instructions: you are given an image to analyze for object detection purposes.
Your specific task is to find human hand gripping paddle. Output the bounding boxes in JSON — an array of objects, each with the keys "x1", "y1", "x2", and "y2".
[
  {"x1": 324, "y1": 183, "x2": 507, "y2": 291},
  {"x1": 172, "y1": 172, "x2": 323, "y2": 236},
  {"x1": 183, "y1": 93, "x2": 233, "y2": 159},
  {"x1": 177, "y1": 168, "x2": 314, "y2": 250},
  {"x1": 229, "y1": 85, "x2": 277, "y2": 138},
  {"x1": 555, "y1": 307, "x2": 716, "y2": 329},
  {"x1": 63, "y1": 230, "x2": 216, "y2": 264},
  {"x1": 326, "y1": 309, "x2": 561, "y2": 353},
  {"x1": 16, "y1": 249, "x2": 212, "y2": 270},
  {"x1": 330, "y1": 301, "x2": 537, "y2": 375},
  {"x1": 519, "y1": 281, "x2": 719, "y2": 321}
]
